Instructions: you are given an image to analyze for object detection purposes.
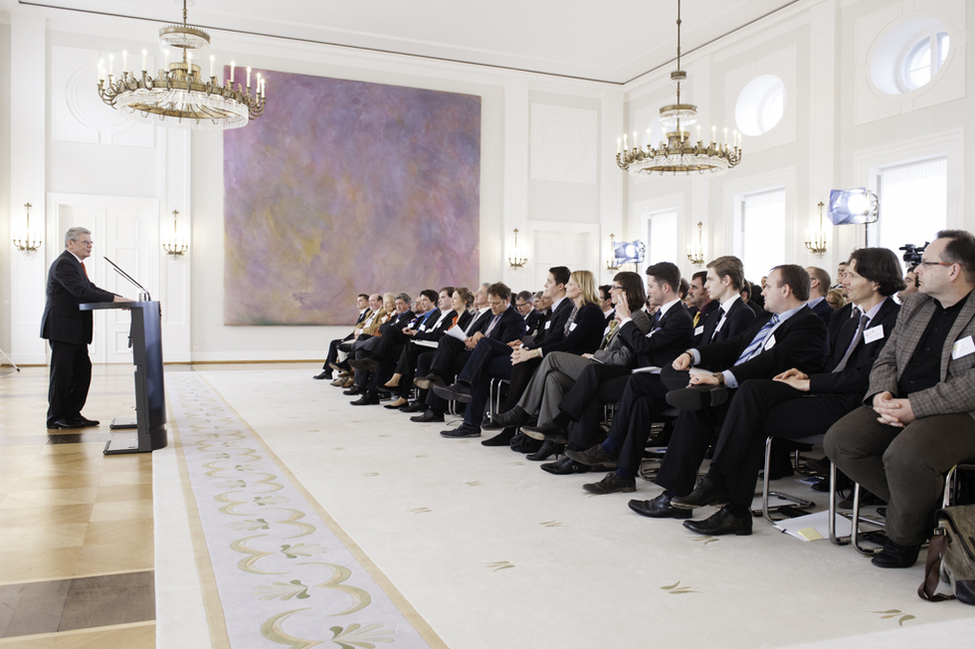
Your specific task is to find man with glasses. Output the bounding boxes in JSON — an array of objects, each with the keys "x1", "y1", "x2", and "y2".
[
  {"x1": 514, "y1": 290, "x2": 542, "y2": 336},
  {"x1": 41, "y1": 227, "x2": 131, "y2": 429},
  {"x1": 826, "y1": 231, "x2": 975, "y2": 569}
]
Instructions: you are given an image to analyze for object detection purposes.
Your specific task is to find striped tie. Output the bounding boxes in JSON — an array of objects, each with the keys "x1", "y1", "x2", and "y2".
[
  {"x1": 734, "y1": 314, "x2": 779, "y2": 366},
  {"x1": 833, "y1": 314, "x2": 870, "y2": 373}
]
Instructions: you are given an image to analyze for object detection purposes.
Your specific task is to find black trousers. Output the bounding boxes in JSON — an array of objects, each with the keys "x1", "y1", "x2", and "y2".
[
  {"x1": 709, "y1": 380, "x2": 859, "y2": 507},
  {"x1": 322, "y1": 334, "x2": 352, "y2": 371},
  {"x1": 655, "y1": 399, "x2": 732, "y2": 496},
  {"x1": 602, "y1": 373, "x2": 670, "y2": 474},
  {"x1": 47, "y1": 340, "x2": 91, "y2": 426}
]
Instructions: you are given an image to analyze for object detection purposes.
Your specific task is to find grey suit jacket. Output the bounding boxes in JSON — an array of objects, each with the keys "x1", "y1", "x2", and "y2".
[
  {"x1": 592, "y1": 309, "x2": 650, "y2": 366},
  {"x1": 867, "y1": 291, "x2": 975, "y2": 420}
]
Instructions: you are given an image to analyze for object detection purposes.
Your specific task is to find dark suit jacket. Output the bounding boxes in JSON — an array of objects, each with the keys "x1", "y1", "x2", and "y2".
[
  {"x1": 379, "y1": 310, "x2": 415, "y2": 335},
  {"x1": 413, "y1": 308, "x2": 440, "y2": 332},
  {"x1": 828, "y1": 301, "x2": 855, "y2": 345},
  {"x1": 415, "y1": 309, "x2": 457, "y2": 341},
  {"x1": 484, "y1": 306, "x2": 526, "y2": 344},
  {"x1": 539, "y1": 302, "x2": 605, "y2": 356},
  {"x1": 455, "y1": 309, "x2": 476, "y2": 333},
  {"x1": 41, "y1": 251, "x2": 116, "y2": 345},
  {"x1": 525, "y1": 309, "x2": 543, "y2": 335},
  {"x1": 618, "y1": 302, "x2": 695, "y2": 368},
  {"x1": 809, "y1": 297, "x2": 899, "y2": 395},
  {"x1": 530, "y1": 297, "x2": 574, "y2": 349},
  {"x1": 809, "y1": 297, "x2": 834, "y2": 325},
  {"x1": 694, "y1": 297, "x2": 756, "y2": 348},
  {"x1": 867, "y1": 291, "x2": 975, "y2": 420},
  {"x1": 698, "y1": 305, "x2": 829, "y2": 382}
]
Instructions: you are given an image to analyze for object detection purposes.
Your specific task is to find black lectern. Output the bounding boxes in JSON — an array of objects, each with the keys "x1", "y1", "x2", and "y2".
[{"x1": 80, "y1": 301, "x2": 168, "y2": 454}]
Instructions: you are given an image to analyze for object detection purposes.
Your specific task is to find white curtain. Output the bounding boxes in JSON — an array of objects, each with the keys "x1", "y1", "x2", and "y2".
[
  {"x1": 742, "y1": 188, "x2": 786, "y2": 282},
  {"x1": 873, "y1": 157, "x2": 947, "y2": 268}
]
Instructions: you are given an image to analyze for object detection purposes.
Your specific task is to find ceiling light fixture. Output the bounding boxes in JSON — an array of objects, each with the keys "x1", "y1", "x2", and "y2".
[
  {"x1": 617, "y1": 0, "x2": 742, "y2": 176},
  {"x1": 97, "y1": 0, "x2": 266, "y2": 130}
]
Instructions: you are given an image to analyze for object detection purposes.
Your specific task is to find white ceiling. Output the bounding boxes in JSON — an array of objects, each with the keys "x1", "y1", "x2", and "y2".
[{"x1": 18, "y1": 0, "x2": 800, "y2": 83}]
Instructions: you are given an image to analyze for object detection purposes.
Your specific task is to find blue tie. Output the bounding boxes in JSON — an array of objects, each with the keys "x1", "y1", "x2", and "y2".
[{"x1": 734, "y1": 315, "x2": 779, "y2": 365}]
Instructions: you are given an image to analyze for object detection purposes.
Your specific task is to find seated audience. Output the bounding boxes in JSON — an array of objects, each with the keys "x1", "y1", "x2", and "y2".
[
  {"x1": 806, "y1": 266, "x2": 834, "y2": 325},
  {"x1": 515, "y1": 290, "x2": 543, "y2": 335},
  {"x1": 315, "y1": 293, "x2": 372, "y2": 381},
  {"x1": 569, "y1": 265, "x2": 828, "y2": 499},
  {"x1": 670, "y1": 248, "x2": 902, "y2": 535},
  {"x1": 898, "y1": 264, "x2": 918, "y2": 301},
  {"x1": 826, "y1": 287, "x2": 846, "y2": 310},
  {"x1": 687, "y1": 270, "x2": 717, "y2": 329},
  {"x1": 826, "y1": 230, "x2": 975, "y2": 568}
]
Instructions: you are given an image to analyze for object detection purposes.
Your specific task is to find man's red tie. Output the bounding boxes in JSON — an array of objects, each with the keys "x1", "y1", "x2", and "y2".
[{"x1": 81, "y1": 262, "x2": 88, "y2": 278}]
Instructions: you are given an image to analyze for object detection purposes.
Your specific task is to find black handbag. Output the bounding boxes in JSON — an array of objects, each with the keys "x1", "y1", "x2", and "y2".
[{"x1": 918, "y1": 504, "x2": 975, "y2": 605}]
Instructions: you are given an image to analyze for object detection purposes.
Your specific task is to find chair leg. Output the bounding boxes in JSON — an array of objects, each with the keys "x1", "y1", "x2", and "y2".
[{"x1": 828, "y1": 462, "x2": 850, "y2": 546}]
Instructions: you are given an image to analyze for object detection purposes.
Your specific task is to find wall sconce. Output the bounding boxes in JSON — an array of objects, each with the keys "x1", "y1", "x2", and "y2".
[
  {"x1": 507, "y1": 228, "x2": 527, "y2": 269},
  {"x1": 162, "y1": 209, "x2": 189, "y2": 256},
  {"x1": 606, "y1": 233, "x2": 624, "y2": 271},
  {"x1": 13, "y1": 203, "x2": 42, "y2": 252},
  {"x1": 686, "y1": 222, "x2": 705, "y2": 265},
  {"x1": 804, "y1": 202, "x2": 828, "y2": 256}
]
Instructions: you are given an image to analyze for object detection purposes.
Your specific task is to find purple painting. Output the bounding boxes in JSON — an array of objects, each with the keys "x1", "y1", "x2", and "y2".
[{"x1": 224, "y1": 70, "x2": 481, "y2": 325}]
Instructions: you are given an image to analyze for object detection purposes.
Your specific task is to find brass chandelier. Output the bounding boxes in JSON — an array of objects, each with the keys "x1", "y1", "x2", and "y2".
[
  {"x1": 97, "y1": 0, "x2": 265, "y2": 130},
  {"x1": 617, "y1": 0, "x2": 742, "y2": 176}
]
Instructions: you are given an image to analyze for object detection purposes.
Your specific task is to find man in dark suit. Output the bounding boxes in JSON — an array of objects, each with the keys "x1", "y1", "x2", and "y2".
[
  {"x1": 672, "y1": 248, "x2": 904, "y2": 535},
  {"x1": 826, "y1": 231, "x2": 975, "y2": 568},
  {"x1": 580, "y1": 264, "x2": 828, "y2": 502},
  {"x1": 687, "y1": 271, "x2": 716, "y2": 331},
  {"x1": 689, "y1": 257, "x2": 756, "y2": 354},
  {"x1": 514, "y1": 290, "x2": 542, "y2": 335},
  {"x1": 806, "y1": 266, "x2": 834, "y2": 325},
  {"x1": 348, "y1": 294, "x2": 415, "y2": 405},
  {"x1": 41, "y1": 227, "x2": 130, "y2": 429},
  {"x1": 314, "y1": 293, "x2": 372, "y2": 380}
]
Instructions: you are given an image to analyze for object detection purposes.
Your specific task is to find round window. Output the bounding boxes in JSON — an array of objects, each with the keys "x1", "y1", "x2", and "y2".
[
  {"x1": 870, "y1": 18, "x2": 949, "y2": 95},
  {"x1": 734, "y1": 74, "x2": 785, "y2": 137}
]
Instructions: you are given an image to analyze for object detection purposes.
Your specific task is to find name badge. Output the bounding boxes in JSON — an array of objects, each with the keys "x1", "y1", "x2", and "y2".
[
  {"x1": 863, "y1": 325, "x2": 884, "y2": 344},
  {"x1": 545, "y1": 320, "x2": 552, "y2": 329},
  {"x1": 569, "y1": 323, "x2": 578, "y2": 331},
  {"x1": 603, "y1": 325, "x2": 611, "y2": 336},
  {"x1": 694, "y1": 325, "x2": 704, "y2": 336},
  {"x1": 418, "y1": 325, "x2": 427, "y2": 332},
  {"x1": 764, "y1": 334, "x2": 777, "y2": 350},
  {"x1": 952, "y1": 335, "x2": 975, "y2": 360}
]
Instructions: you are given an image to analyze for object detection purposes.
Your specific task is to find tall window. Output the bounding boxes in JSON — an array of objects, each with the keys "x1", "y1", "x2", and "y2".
[
  {"x1": 740, "y1": 188, "x2": 786, "y2": 283},
  {"x1": 645, "y1": 210, "x2": 678, "y2": 265},
  {"x1": 868, "y1": 157, "x2": 947, "y2": 266}
]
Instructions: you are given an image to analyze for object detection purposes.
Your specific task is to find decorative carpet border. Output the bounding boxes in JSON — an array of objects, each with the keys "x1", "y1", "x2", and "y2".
[{"x1": 167, "y1": 372, "x2": 446, "y2": 649}]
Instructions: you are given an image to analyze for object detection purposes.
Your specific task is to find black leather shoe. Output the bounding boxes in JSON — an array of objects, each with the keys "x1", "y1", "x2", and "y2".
[
  {"x1": 349, "y1": 356, "x2": 381, "y2": 372},
  {"x1": 329, "y1": 362, "x2": 345, "y2": 373},
  {"x1": 482, "y1": 407, "x2": 528, "y2": 431},
  {"x1": 511, "y1": 435, "x2": 542, "y2": 454},
  {"x1": 410, "y1": 410, "x2": 444, "y2": 423},
  {"x1": 666, "y1": 386, "x2": 729, "y2": 411},
  {"x1": 350, "y1": 393, "x2": 380, "y2": 406},
  {"x1": 527, "y1": 440, "x2": 563, "y2": 462},
  {"x1": 440, "y1": 423, "x2": 481, "y2": 438},
  {"x1": 520, "y1": 422, "x2": 568, "y2": 444},
  {"x1": 401, "y1": 400, "x2": 426, "y2": 413},
  {"x1": 48, "y1": 419, "x2": 86, "y2": 430},
  {"x1": 671, "y1": 477, "x2": 730, "y2": 510},
  {"x1": 313, "y1": 371, "x2": 332, "y2": 380},
  {"x1": 683, "y1": 505, "x2": 753, "y2": 535},
  {"x1": 871, "y1": 538, "x2": 921, "y2": 568},
  {"x1": 68, "y1": 415, "x2": 100, "y2": 427},
  {"x1": 541, "y1": 456, "x2": 589, "y2": 475},
  {"x1": 583, "y1": 472, "x2": 636, "y2": 494},
  {"x1": 627, "y1": 493, "x2": 693, "y2": 519},
  {"x1": 343, "y1": 386, "x2": 363, "y2": 396},
  {"x1": 414, "y1": 373, "x2": 445, "y2": 390},
  {"x1": 433, "y1": 382, "x2": 473, "y2": 403},
  {"x1": 565, "y1": 444, "x2": 618, "y2": 469},
  {"x1": 481, "y1": 428, "x2": 516, "y2": 446}
]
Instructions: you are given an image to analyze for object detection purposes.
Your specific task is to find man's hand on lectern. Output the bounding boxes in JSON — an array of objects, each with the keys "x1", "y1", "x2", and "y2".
[{"x1": 114, "y1": 295, "x2": 135, "y2": 302}]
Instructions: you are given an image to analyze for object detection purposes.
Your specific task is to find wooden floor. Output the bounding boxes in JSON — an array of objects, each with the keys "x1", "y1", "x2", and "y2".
[{"x1": 0, "y1": 365, "x2": 155, "y2": 648}]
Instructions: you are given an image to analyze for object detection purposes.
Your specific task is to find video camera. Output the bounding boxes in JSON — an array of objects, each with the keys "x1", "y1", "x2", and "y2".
[{"x1": 899, "y1": 242, "x2": 928, "y2": 266}]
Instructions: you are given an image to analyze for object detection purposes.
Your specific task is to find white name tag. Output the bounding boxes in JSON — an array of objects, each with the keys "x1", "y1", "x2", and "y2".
[
  {"x1": 863, "y1": 324, "x2": 884, "y2": 344},
  {"x1": 694, "y1": 325, "x2": 704, "y2": 336},
  {"x1": 952, "y1": 335, "x2": 975, "y2": 360},
  {"x1": 418, "y1": 325, "x2": 427, "y2": 332},
  {"x1": 764, "y1": 334, "x2": 777, "y2": 350},
  {"x1": 569, "y1": 322, "x2": 578, "y2": 331},
  {"x1": 603, "y1": 325, "x2": 611, "y2": 336},
  {"x1": 545, "y1": 321, "x2": 552, "y2": 329}
]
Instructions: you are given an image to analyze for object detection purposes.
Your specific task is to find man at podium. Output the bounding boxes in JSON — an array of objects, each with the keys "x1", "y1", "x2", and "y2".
[{"x1": 41, "y1": 227, "x2": 132, "y2": 429}]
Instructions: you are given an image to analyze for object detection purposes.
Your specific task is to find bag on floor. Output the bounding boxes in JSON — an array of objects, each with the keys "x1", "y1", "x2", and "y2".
[{"x1": 918, "y1": 504, "x2": 975, "y2": 605}]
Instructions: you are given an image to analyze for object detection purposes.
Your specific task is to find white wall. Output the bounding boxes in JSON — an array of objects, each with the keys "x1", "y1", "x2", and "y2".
[{"x1": 3, "y1": 0, "x2": 973, "y2": 364}]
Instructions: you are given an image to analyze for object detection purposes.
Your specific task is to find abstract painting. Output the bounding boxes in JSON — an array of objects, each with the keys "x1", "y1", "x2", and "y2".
[{"x1": 224, "y1": 70, "x2": 481, "y2": 325}]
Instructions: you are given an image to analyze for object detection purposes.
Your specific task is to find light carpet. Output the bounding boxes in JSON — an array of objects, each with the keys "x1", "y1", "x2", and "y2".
[{"x1": 155, "y1": 369, "x2": 975, "y2": 649}]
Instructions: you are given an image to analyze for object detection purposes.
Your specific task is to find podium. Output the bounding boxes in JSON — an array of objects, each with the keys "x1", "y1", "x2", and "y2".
[{"x1": 80, "y1": 301, "x2": 168, "y2": 454}]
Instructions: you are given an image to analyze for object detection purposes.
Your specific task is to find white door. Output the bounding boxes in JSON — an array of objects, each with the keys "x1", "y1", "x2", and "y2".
[
  {"x1": 530, "y1": 229, "x2": 595, "y2": 290},
  {"x1": 50, "y1": 194, "x2": 158, "y2": 364}
]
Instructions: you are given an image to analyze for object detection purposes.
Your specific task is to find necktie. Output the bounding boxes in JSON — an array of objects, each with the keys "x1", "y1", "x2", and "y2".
[
  {"x1": 600, "y1": 319, "x2": 619, "y2": 349},
  {"x1": 81, "y1": 262, "x2": 88, "y2": 279},
  {"x1": 833, "y1": 314, "x2": 870, "y2": 373},
  {"x1": 708, "y1": 307, "x2": 725, "y2": 343},
  {"x1": 734, "y1": 314, "x2": 780, "y2": 365},
  {"x1": 563, "y1": 306, "x2": 579, "y2": 336},
  {"x1": 484, "y1": 314, "x2": 502, "y2": 336},
  {"x1": 693, "y1": 311, "x2": 701, "y2": 328}
]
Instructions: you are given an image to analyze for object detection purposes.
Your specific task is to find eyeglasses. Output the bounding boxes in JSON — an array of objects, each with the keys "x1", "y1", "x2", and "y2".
[
  {"x1": 918, "y1": 260, "x2": 962, "y2": 268},
  {"x1": 73, "y1": 239, "x2": 94, "y2": 246},
  {"x1": 611, "y1": 285, "x2": 623, "y2": 290}
]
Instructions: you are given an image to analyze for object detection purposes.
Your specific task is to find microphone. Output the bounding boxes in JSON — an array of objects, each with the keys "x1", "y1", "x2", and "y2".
[{"x1": 103, "y1": 257, "x2": 151, "y2": 301}]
